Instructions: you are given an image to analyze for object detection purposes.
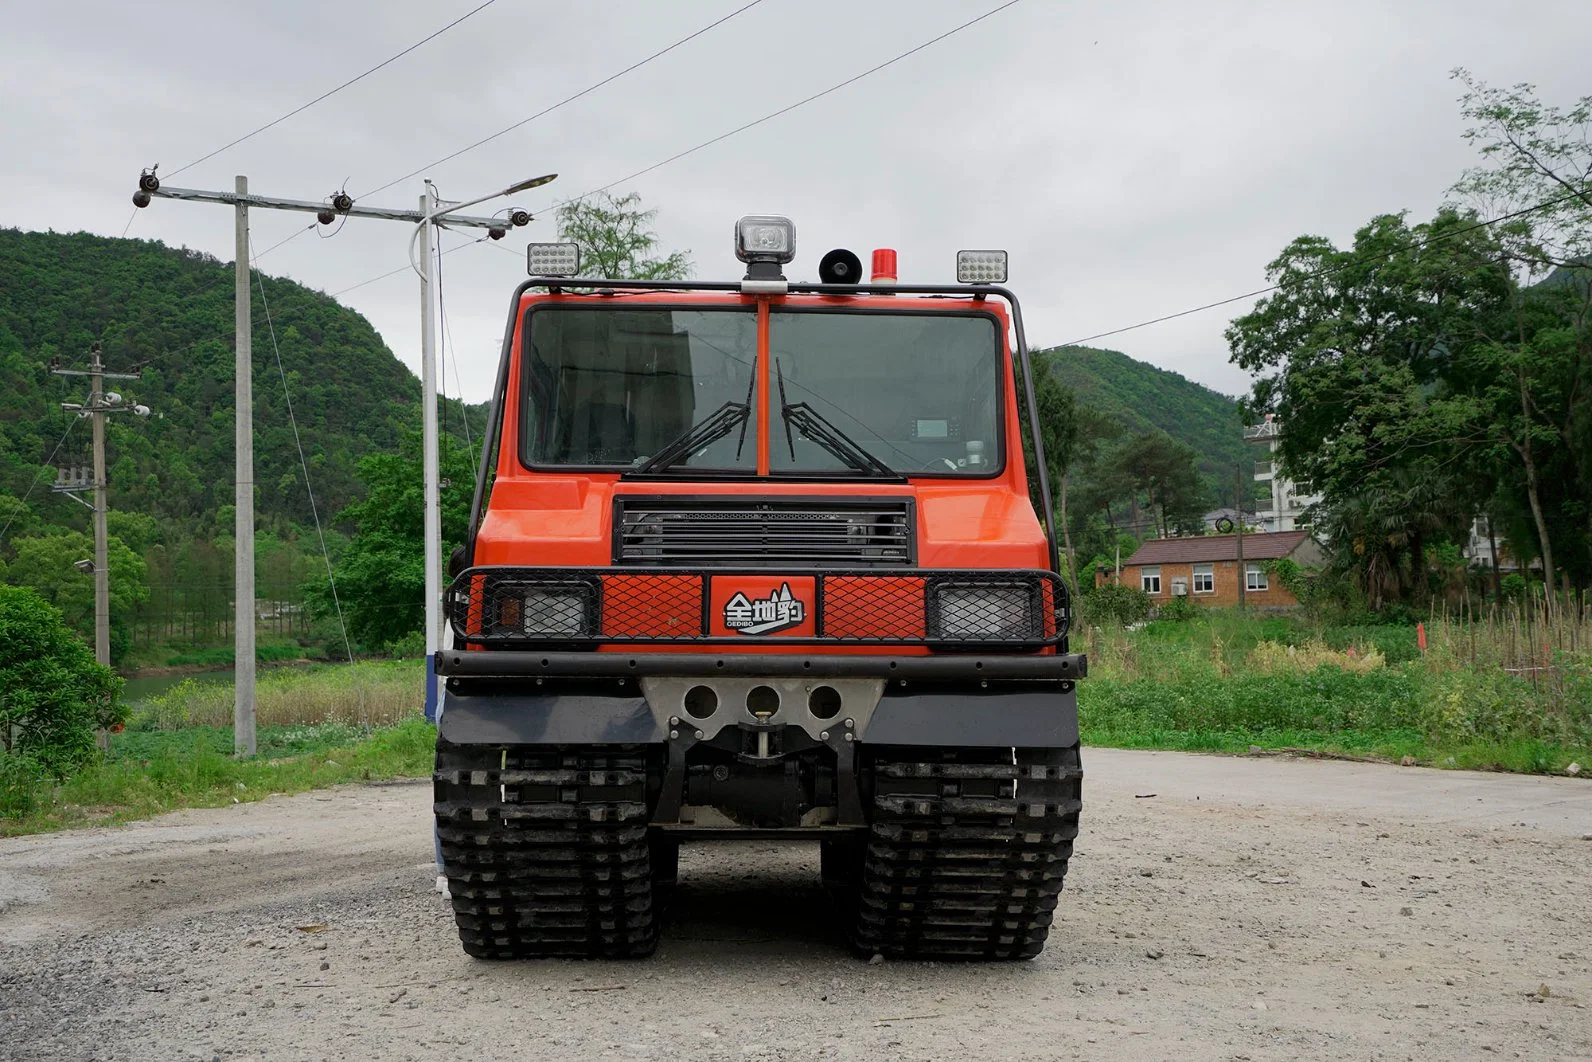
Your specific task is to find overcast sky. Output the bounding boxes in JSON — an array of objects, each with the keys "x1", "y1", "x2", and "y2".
[{"x1": 3, "y1": 0, "x2": 1589, "y2": 403}]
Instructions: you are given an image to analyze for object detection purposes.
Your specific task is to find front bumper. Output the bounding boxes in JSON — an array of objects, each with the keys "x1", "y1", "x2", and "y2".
[
  {"x1": 436, "y1": 649, "x2": 1086, "y2": 681},
  {"x1": 439, "y1": 668, "x2": 1081, "y2": 750}
]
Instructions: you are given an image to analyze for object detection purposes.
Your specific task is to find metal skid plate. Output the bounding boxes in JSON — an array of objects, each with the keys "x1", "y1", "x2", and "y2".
[{"x1": 640, "y1": 676, "x2": 884, "y2": 741}]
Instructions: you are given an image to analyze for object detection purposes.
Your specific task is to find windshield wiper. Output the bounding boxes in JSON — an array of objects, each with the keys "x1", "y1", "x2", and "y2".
[
  {"x1": 630, "y1": 358, "x2": 761, "y2": 476},
  {"x1": 776, "y1": 359, "x2": 901, "y2": 478},
  {"x1": 628, "y1": 402, "x2": 749, "y2": 475}
]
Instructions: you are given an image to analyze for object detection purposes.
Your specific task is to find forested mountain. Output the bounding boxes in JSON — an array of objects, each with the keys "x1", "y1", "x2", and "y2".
[
  {"x1": 1036, "y1": 344, "x2": 1250, "y2": 491},
  {"x1": 0, "y1": 228, "x2": 480, "y2": 539}
]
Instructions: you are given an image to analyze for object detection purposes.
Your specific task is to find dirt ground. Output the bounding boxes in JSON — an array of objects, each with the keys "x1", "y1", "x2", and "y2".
[{"x1": 2, "y1": 749, "x2": 1589, "y2": 1062}]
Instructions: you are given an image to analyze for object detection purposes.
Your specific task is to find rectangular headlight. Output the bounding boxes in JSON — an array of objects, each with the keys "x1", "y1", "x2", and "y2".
[
  {"x1": 494, "y1": 581, "x2": 596, "y2": 637},
  {"x1": 527, "y1": 242, "x2": 581, "y2": 277},
  {"x1": 928, "y1": 580, "x2": 1041, "y2": 641},
  {"x1": 956, "y1": 249, "x2": 1008, "y2": 284},
  {"x1": 735, "y1": 215, "x2": 796, "y2": 263}
]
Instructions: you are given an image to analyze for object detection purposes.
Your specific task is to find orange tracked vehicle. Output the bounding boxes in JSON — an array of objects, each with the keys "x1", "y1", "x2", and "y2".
[{"x1": 434, "y1": 219, "x2": 1086, "y2": 960}]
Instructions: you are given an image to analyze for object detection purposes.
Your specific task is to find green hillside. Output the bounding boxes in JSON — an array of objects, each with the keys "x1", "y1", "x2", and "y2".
[
  {"x1": 0, "y1": 228, "x2": 477, "y2": 539},
  {"x1": 1037, "y1": 344, "x2": 1251, "y2": 497}
]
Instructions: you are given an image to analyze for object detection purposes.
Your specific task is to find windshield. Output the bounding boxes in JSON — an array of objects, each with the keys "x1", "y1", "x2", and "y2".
[
  {"x1": 768, "y1": 311, "x2": 1001, "y2": 476},
  {"x1": 521, "y1": 307, "x2": 758, "y2": 468}
]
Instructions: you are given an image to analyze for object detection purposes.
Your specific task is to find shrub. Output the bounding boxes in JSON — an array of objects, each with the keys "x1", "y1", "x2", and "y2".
[
  {"x1": 0, "y1": 585, "x2": 122, "y2": 775},
  {"x1": 1082, "y1": 583, "x2": 1152, "y2": 627},
  {"x1": 1157, "y1": 595, "x2": 1200, "y2": 622},
  {"x1": 1249, "y1": 639, "x2": 1385, "y2": 674},
  {"x1": 383, "y1": 629, "x2": 425, "y2": 659},
  {"x1": 0, "y1": 751, "x2": 49, "y2": 818},
  {"x1": 1317, "y1": 624, "x2": 1421, "y2": 664}
]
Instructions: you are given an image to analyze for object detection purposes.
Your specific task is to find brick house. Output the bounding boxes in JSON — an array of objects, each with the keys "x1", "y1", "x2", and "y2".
[{"x1": 1098, "y1": 531, "x2": 1325, "y2": 609}]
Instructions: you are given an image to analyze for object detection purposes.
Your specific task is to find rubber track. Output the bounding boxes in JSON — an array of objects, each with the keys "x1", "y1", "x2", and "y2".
[
  {"x1": 435, "y1": 740, "x2": 659, "y2": 959},
  {"x1": 851, "y1": 746, "x2": 1082, "y2": 960}
]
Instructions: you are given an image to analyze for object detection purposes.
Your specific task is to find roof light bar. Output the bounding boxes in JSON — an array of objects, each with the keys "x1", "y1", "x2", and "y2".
[
  {"x1": 527, "y1": 242, "x2": 581, "y2": 277},
  {"x1": 956, "y1": 249, "x2": 1008, "y2": 284}
]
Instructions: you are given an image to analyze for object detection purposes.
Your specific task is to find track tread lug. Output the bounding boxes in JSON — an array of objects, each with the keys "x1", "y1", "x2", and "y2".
[
  {"x1": 847, "y1": 745, "x2": 1082, "y2": 962},
  {"x1": 435, "y1": 741, "x2": 660, "y2": 960}
]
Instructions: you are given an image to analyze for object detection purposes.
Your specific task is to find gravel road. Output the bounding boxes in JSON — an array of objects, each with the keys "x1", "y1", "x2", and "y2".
[{"x1": 2, "y1": 749, "x2": 1589, "y2": 1061}]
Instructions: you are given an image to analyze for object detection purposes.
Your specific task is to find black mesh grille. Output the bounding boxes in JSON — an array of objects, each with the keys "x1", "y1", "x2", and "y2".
[
  {"x1": 448, "y1": 567, "x2": 1067, "y2": 648},
  {"x1": 613, "y1": 497, "x2": 913, "y2": 567}
]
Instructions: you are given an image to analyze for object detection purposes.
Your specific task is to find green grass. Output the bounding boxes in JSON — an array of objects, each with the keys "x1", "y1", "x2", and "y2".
[
  {"x1": 119, "y1": 637, "x2": 324, "y2": 671},
  {"x1": 1, "y1": 718, "x2": 434, "y2": 836},
  {"x1": 10, "y1": 610, "x2": 1588, "y2": 835},
  {"x1": 1077, "y1": 610, "x2": 1592, "y2": 775},
  {"x1": 162, "y1": 642, "x2": 318, "y2": 668},
  {"x1": 137, "y1": 660, "x2": 422, "y2": 730},
  {"x1": 1079, "y1": 720, "x2": 1579, "y2": 775}
]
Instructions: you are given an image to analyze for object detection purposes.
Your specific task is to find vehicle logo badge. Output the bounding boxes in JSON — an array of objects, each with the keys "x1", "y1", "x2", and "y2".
[{"x1": 724, "y1": 583, "x2": 807, "y2": 635}]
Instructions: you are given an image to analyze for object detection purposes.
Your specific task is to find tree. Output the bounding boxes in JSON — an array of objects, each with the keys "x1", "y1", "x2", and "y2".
[
  {"x1": 1451, "y1": 71, "x2": 1592, "y2": 592},
  {"x1": 0, "y1": 584, "x2": 121, "y2": 775},
  {"x1": 4, "y1": 530, "x2": 148, "y2": 660},
  {"x1": 1106, "y1": 432, "x2": 1207, "y2": 538},
  {"x1": 557, "y1": 191, "x2": 692, "y2": 281},
  {"x1": 307, "y1": 432, "x2": 475, "y2": 650},
  {"x1": 1451, "y1": 70, "x2": 1592, "y2": 271},
  {"x1": 1227, "y1": 202, "x2": 1592, "y2": 599}
]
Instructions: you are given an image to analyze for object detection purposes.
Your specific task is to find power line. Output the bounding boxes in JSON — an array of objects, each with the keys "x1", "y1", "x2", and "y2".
[
  {"x1": 1054, "y1": 190, "x2": 1589, "y2": 349},
  {"x1": 434, "y1": 235, "x2": 477, "y2": 464},
  {"x1": 166, "y1": 0, "x2": 500, "y2": 181},
  {"x1": 249, "y1": 237, "x2": 361, "y2": 694},
  {"x1": 359, "y1": 0, "x2": 765, "y2": 199},
  {"x1": 545, "y1": 0, "x2": 1025, "y2": 213},
  {"x1": 330, "y1": 235, "x2": 489, "y2": 298},
  {"x1": 0, "y1": 417, "x2": 80, "y2": 542},
  {"x1": 254, "y1": 222, "x2": 318, "y2": 261}
]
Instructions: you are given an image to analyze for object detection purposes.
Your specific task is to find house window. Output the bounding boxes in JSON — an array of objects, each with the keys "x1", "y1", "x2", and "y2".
[
  {"x1": 1141, "y1": 566, "x2": 1162, "y2": 594},
  {"x1": 1192, "y1": 564, "x2": 1214, "y2": 594},
  {"x1": 1246, "y1": 563, "x2": 1269, "y2": 591}
]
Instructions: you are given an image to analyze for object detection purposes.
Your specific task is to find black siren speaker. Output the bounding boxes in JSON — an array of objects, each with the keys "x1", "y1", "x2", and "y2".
[{"x1": 818, "y1": 248, "x2": 863, "y2": 285}]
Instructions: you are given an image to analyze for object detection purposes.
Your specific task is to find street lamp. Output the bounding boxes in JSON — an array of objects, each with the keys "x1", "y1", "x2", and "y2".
[
  {"x1": 406, "y1": 173, "x2": 555, "y2": 277},
  {"x1": 406, "y1": 172, "x2": 557, "y2": 726}
]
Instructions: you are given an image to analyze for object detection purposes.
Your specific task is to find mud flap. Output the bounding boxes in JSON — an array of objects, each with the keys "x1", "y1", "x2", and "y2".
[
  {"x1": 436, "y1": 682, "x2": 666, "y2": 745},
  {"x1": 863, "y1": 681, "x2": 1079, "y2": 748}
]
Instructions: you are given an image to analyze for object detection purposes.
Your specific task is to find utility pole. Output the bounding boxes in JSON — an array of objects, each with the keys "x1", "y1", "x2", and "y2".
[
  {"x1": 53, "y1": 344, "x2": 151, "y2": 668},
  {"x1": 234, "y1": 176, "x2": 256, "y2": 756},
  {"x1": 54, "y1": 344, "x2": 151, "y2": 747},
  {"x1": 418, "y1": 188, "x2": 442, "y2": 721},
  {"x1": 1235, "y1": 463, "x2": 1246, "y2": 612},
  {"x1": 131, "y1": 167, "x2": 549, "y2": 749},
  {"x1": 90, "y1": 346, "x2": 111, "y2": 667}
]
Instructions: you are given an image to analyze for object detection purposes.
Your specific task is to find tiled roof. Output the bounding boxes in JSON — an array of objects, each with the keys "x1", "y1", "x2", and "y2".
[{"x1": 1123, "y1": 531, "x2": 1313, "y2": 566}]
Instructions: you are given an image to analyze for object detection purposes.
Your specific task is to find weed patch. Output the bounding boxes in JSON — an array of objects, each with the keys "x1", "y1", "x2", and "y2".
[{"x1": 3, "y1": 717, "x2": 434, "y2": 836}]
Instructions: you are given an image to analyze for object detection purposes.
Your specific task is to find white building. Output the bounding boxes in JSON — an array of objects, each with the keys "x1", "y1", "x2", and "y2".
[{"x1": 1243, "y1": 415, "x2": 1320, "y2": 532}]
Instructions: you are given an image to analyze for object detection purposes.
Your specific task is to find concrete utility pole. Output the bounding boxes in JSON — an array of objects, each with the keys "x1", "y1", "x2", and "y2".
[
  {"x1": 403, "y1": 173, "x2": 555, "y2": 719},
  {"x1": 1235, "y1": 463, "x2": 1246, "y2": 612},
  {"x1": 53, "y1": 343, "x2": 150, "y2": 668},
  {"x1": 132, "y1": 168, "x2": 549, "y2": 747},
  {"x1": 90, "y1": 347, "x2": 111, "y2": 666},
  {"x1": 417, "y1": 189, "x2": 441, "y2": 718},
  {"x1": 234, "y1": 176, "x2": 256, "y2": 756}
]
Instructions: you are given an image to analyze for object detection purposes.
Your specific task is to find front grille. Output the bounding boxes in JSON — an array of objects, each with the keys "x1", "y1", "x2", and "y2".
[
  {"x1": 613, "y1": 497, "x2": 913, "y2": 567},
  {"x1": 448, "y1": 566, "x2": 1067, "y2": 648}
]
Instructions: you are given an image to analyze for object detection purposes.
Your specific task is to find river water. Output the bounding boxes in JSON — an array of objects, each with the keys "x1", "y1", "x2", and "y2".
[{"x1": 120, "y1": 669, "x2": 236, "y2": 707}]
